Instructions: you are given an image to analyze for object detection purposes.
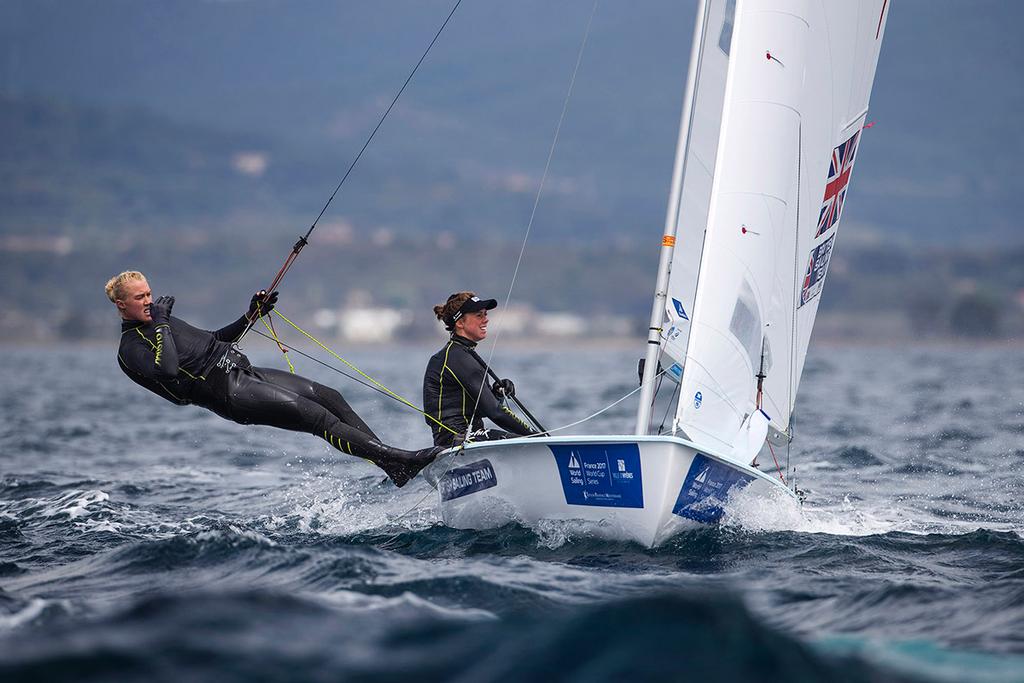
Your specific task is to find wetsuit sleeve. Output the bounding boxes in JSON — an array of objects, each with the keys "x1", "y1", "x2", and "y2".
[
  {"x1": 211, "y1": 315, "x2": 250, "y2": 342},
  {"x1": 152, "y1": 322, "x2": 180, "y2": 378},
  {"x1": 452, "y1": 351, "x2": 536, "y2": 436},
  {"x1": 485, "y1": 394, "x2": 536, "y2": 436},
  {"x1": 121, "y1": 326, "x2": 179, "y2": 380}
]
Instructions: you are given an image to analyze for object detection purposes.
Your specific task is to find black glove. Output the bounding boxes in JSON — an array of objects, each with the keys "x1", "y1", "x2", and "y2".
[
  {"x1": 150, "y1": 295, "x2": 174, "y2": 326},
  {"x1": 248, "y1": 290, "x2": 279, "y2": 318},
  {"x1": 492, "y1": 378, "x2": 516, "y2": 400}
]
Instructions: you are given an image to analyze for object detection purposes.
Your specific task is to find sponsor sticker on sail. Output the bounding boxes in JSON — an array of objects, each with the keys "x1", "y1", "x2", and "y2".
[
  {"x1": 671, "y1": 298, "x2": 689, "y2": 320},
  {"x1": 800, "y1": 233, "x2": 837, "y2": 307}
]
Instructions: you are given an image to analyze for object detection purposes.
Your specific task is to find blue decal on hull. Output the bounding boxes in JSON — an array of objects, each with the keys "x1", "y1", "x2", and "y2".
[
  {"x1": 549, "y1": 444, "x2": 643, "y2": 508},
  {"x1": 439, "y1": 459, "x2": 497, "y2": 502},
  {"x1": 672, "y1": 453, "x2": 754, "y2": 523}
]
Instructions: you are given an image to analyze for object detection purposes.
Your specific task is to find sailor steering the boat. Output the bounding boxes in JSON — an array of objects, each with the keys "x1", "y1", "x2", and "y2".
[{"x1": 422, "y1": 292, "x2": 538, "y2": 448}]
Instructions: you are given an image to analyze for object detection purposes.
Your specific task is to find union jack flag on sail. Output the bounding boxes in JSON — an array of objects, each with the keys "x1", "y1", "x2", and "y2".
[{"x1": 816, "y1": 130, "x2": 860, "y2": 238}]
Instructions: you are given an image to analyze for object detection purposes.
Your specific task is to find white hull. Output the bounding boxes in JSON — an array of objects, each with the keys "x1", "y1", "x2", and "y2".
[{"x1": 426, "y1": 434, "x2": 797, "y2": 547}]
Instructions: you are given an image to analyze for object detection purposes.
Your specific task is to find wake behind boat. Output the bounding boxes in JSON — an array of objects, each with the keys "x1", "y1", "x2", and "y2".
[{"x1": 427, "y1": 0, "x2": 890, "y2": 546}]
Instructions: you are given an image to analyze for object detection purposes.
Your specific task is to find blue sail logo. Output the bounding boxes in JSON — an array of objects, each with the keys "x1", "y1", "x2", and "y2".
[{"x1": 671, "y1": 298, "x2": 689, "y2": 320}]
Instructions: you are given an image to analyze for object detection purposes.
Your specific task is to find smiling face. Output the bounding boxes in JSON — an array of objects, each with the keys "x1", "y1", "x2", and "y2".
[
  {"x1": 117, "y1": 277, "x2": 153, "y2": 322},
  {"x1": 456, "y1": 308, "x2": 488, "y2": 343}
]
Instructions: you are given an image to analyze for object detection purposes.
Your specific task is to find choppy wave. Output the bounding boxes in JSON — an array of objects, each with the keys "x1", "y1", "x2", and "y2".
[
  {"x1": 0, "y1": 588, "x2": 931, "y2": 683},
  {"x1": 4, "y1": 346, "x2": 1024, "y2": 681}
]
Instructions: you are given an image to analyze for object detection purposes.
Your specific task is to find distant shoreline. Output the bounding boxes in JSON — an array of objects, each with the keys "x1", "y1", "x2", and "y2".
[{"x1": 5, "y1": 335, "x2": 1023, "y2": 351}]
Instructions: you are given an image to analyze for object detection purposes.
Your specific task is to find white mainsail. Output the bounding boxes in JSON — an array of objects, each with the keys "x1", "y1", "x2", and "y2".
[{"x1": 670, "y1": 0, "x2": 890, "y2": 456}]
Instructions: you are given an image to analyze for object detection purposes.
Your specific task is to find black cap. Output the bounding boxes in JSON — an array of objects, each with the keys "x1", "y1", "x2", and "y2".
[{"x1": 448, "y1": 295, "x2": 497, "y2": 327}]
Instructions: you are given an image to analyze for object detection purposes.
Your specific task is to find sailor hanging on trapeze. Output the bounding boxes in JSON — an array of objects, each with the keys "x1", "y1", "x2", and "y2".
[{"x1": 106, "y1": 270, "x2": 441, "y2": 487}]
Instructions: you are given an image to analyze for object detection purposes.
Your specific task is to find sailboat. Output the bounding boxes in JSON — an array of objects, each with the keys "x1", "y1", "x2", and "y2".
[{"x1": 425, "y1": 0, "x2": 890, "y2": 546}]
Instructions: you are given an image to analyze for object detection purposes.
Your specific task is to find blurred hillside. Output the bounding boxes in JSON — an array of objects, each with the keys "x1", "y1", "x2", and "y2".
[
  {"x1": 1, "y1": 0, "x2": 1022, "y2": 344},
  {"x1": 3, "y1": 224, "x2": 1023, "y2": 344},
  {"x1": 2, "y1": 0, "x2": 1023, "y2": 245}
]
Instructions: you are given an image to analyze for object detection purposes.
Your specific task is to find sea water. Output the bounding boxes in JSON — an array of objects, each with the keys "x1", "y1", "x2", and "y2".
[{"x1": 1, "y1": 343, "x2": 1023, "y2": 682}]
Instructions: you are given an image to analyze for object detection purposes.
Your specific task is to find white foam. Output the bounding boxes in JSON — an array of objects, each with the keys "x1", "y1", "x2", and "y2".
[
  {"x1": 259, "y1": 471, "x2": 441, "y2": 537},
  {"x1": 75, "y1": 519, "x2": 125, "y2": 534},
  {"x1": 531, "y1": 516, "x2": 639, "y2": 549},
  {"x1": 194, "y1": 527, "x2": 278, "y2": 547},
  {"x1": 41, "y1": 490, "x2": 110, "y2": 519},
  {"x1": 722, "y1": 488, "x2": 910, "y2": 536}
]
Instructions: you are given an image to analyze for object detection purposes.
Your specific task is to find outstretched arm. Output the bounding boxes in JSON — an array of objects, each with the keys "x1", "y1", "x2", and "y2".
[
  {"x1": 214, "y1": 290, "x2": 279, "y2": 341},
  {"x1": 213, "y1": 315, "x2": 249, "y2": 343}
]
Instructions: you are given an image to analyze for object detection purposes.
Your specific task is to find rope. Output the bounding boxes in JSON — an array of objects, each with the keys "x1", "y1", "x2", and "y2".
[
  {"x1": 250, "y1": 306, "x2": 668, "y2": 443},
  {"x1": 536, "y1": 366, "x2": 669, "y2": 436},
  {"x1": 304, "y1": 0, "x2": 463, "y2": 242},
  {"x1": 258, "y1": 311, "x2": 295, "y2": 373},
  {"x1": 249, "y1": 328, "x2": 388, "y2": 394},
  {"x1": 766, "y1": 440, "x2": 787, "y2": 485},
  {"x1": 657, "y1": 375, "x2": 681, "y2": 435},
  {"x1": 248, "y1": 311, "x2": 459, "y2": 436},
  {"x1": 465, "y1": 0, "x2": 600, "y2": 436}
]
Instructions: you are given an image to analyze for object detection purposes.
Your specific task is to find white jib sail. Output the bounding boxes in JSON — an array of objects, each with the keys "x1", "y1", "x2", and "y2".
[
  {"x1": 674, "y1": 0, "x2": 890, "y2": 457},
  {"x1": 660, "y1": 0, "x2": 736, "y2": 382}
]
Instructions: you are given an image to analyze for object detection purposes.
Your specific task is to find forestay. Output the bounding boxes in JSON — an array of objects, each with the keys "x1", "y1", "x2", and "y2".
[{"x1": 672, "y1": 0, "x2": 889, "y2": 456}]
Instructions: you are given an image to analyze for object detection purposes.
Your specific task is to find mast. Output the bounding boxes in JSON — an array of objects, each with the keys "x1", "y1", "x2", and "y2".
[{"x1": 635, "y1": 0, "x2": 711, "y2": 435}]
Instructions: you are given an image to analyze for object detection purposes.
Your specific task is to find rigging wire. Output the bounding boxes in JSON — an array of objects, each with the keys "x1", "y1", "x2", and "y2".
[
  {"x1": 788, "y1": 122, "x2": 804, "y2": 483},
  {"x1": 464, "y1": 0, "x2": 601, "y2": 437},
  {"x1": 239, "y1": 0, "x2": 464, "y2": 341},
  {"x1": 250, "y1": 313, "x2": 665, "y2": 457},
  {"x1": 249, "y1": 328, "x2": 396, "y2": 398},
  {"x1": 656, "y1": 376, "x2": 681, "y2": 435},
  {"x1": 305, "y1": 0, "x2": 463, "y2": 242},
  {"x1": 248, "y1": 322, "x2": 461, "y2": 435},
  {"x1": 539, "y1": 365, "x2": 668, "y2": 436}
]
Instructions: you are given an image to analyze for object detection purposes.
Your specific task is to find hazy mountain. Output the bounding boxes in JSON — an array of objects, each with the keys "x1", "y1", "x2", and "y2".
[{"x1": 2, "y1": 0, "x2": 1022, "y2": 246}]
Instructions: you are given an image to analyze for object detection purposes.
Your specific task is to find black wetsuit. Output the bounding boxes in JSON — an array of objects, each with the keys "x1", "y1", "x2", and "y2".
[
  {"x1": 118, "y1": 314, "x2": 434, "y2": 485},
  {"x1": 422, "y1": 335, "x2": 536, "y2": 447}
]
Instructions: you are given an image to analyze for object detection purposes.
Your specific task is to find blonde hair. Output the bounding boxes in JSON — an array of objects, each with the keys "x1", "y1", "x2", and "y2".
[
  {"x1": 105, "y1": 270, "x2": 146, "y2": 303},
  {"x1": 433, "y1": 291, "x2": 475, "y2": 331}
]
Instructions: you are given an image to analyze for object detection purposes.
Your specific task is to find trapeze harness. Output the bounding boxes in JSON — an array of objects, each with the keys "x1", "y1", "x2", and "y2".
[
  {"x1": 422, "y1": 334, "x2": 536, "y2": 447},
  {"x1": 117, "y1": 315, "x2": 415, "y2": 470}
]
